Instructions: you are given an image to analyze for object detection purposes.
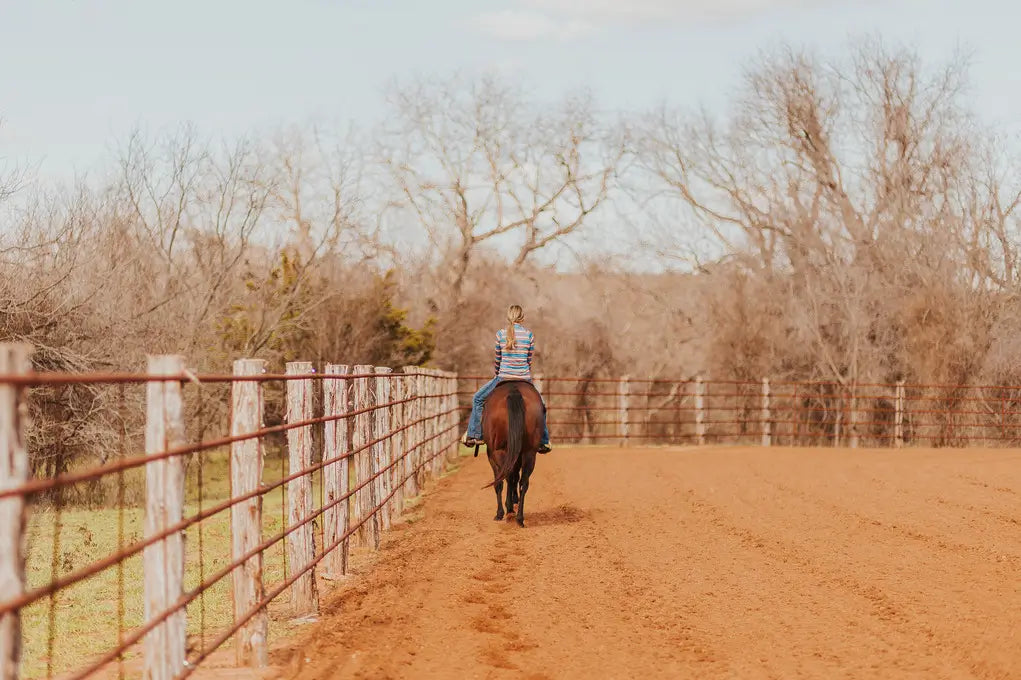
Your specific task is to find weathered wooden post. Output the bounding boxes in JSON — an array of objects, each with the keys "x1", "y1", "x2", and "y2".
[
  {"x1": 447, "y1": 372, "x2": 458, "y2": 460},
  {"x1": 834, "y1": 392, "x2": 843, "y2": 448},
  {"x1": 429, "y1": 371, "x2": 443, "y2": 478},
  {"x1": 322, "y1": 364, "x2": 349, "y2": 578},
  {"x1": 416, "y1": 371, "x2": 428, "y2": 488},
  {"x1": 351, "y1": 365, "x2": 376, "y2": 548},
  {"x1": 418, "y1": 370, "x2": 429, "y2": 481},
  {"x1": 618, "y1": 376, "x2": 630, "y2": 446},
  {"x1": 1001, "y1": 394, "x2": 1007, "y2": 445},
  {"x1": 230, "y1": 359, "x2": 268, "y2": 667},
  {"x1": 442, "y1": 373, "x2": 453, "y2": 461},
  {"x1": 443, "y1": 373, "x2": 454, "y2": 461},
  {"x1": 424, "y1": 370, "x2": 435, "y2": 475},
  {"x1": 895, "y1": 380, "x2": 905, "y2": 448},
  {"x1": 849, "y1": 386, "x2": 860, "y2": 449},
  {"x1": 0, "y1": 344, "x2": 31, "y2": 680},
  {"x1": 143, "y1": 355, "x2": 187, "y2": 680},
  {"x1": 695, "y1": 377, "x2": 706, "y2": 446},
  {"x1": 761, "y1": 378, "x2": 771, "y2": 447},
  {"x1": 791, "y1": 385, "x2": 800, "y2": 446},
  {"x1": 402, "y1": 368, "x2": 422, "y2": 498},
  {"x1": 390, "y1": 371, "x2": 406, "y2": 517},
  {"x1": 285, "y1": 362, "x2": 318, "y2": 617},
  {"x1": 373, "y1": 367, "x2": 393, "y2": 533}
]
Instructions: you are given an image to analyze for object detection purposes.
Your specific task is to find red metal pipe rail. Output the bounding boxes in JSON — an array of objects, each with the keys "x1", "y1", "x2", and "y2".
[
  {"x1": 6, "y1": 368, "x2": 1021, "y2": 680},
  {"x1": 0, "y1": 363, "x2": 460, "y2": 680}
]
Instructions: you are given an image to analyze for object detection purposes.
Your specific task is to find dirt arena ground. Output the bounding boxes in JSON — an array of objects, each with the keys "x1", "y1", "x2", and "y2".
[{"x1": 260, "y1": 445, "x2": 1021, "y2": 679}]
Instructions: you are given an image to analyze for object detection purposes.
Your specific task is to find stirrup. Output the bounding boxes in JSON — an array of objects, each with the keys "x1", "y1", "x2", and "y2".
[{"x1": 463, "y1": 435, "x2": 483, "y2": 447}]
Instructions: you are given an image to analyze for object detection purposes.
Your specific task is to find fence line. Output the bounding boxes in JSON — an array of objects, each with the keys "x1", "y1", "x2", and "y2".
[
  {"x1": 0, "y1": 345, "x2": 460, "y2": 680},
  {"x1": 457, "y1": 374, "x2": 1021, "y2": 448},
  {"x1": 8, "y1": 363, "x2": 1021, "y2": 679}
]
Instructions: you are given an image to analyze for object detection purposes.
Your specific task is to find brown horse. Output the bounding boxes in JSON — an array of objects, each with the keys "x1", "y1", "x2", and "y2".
[{"x1": 480, "y1": 380, "x2": 545, "y2": 527}]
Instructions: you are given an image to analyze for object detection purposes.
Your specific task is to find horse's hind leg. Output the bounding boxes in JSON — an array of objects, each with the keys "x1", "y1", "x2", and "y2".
[
  {"x1": 506, "y1": 468, "x2": 519, "y2": 515},
  {"x1": 493, "y1": 479, "x2": 505, "y2": 521},
  {"x1": 516, "y1": 453, "x2": 536, "y2": 527}
]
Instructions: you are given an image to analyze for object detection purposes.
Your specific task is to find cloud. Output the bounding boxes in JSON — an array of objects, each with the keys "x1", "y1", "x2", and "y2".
[
  {"x1": 473, "y1": 0, "x2": 858, "y2": 42},
  {"x1": 470, "y1": 9, "x2": 595, "y2": 43}
]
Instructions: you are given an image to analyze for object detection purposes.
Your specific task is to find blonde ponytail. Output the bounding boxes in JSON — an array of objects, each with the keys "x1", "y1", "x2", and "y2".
[{"x1": 505, "y1": 305, "x2": 524, "y2": 350}]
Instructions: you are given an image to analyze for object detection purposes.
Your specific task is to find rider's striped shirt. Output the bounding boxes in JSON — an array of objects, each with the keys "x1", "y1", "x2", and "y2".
[{"x1": 494, "y1": 324, "x2": 535, "y2": 379}]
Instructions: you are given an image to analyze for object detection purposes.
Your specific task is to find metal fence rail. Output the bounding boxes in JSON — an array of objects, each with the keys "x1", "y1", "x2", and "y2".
[
  {"x1": 0, "y1": 344, "x2": 460, "y2": 680},
  {"x1": 458, "y1": 374, "x2": 1021, "y2": 448}
]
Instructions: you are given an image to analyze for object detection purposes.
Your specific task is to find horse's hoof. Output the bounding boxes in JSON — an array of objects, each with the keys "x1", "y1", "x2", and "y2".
[
  {"x1": 494, "y1": 513, "x2": 504, "y2": 521},
  {"x1": 516, "y1": 517, "x2": 525, "y2": 527}
]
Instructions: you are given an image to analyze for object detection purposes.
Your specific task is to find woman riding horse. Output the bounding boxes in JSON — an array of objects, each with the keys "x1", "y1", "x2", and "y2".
[
  {"x1": 462, "y1": 304, "x2": 551, "y2": 453},
  {"x1": 480, "y1": 379, "x2": 545, "y2": 526}
]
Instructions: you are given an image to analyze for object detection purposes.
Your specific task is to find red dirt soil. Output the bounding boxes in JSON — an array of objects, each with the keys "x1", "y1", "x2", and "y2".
[{"x1": 248, "y1": 446, "x2": 1021, "y2": 679}]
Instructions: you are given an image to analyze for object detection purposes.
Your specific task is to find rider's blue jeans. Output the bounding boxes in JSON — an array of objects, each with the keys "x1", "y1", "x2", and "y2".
[{"x1": 467, "y1": 377, "x2": 550, "y2": 445}]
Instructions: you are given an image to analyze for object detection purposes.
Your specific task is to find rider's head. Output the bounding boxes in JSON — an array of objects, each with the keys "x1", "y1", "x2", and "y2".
[{"x1": 506, "y1": 305, "x2": 524, "y2": 350}]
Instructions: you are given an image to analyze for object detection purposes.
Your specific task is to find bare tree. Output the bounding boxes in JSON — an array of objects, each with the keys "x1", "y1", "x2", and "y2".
[
  {"x1": 638, "y1": 39, "x2": 1017, "y2": 385},
  {"x1": 0, "y1": 120, "x2": 28, "y2": 207},
  {"x1": 379, "y1": 74, "x2": 624, "y2": 299}
]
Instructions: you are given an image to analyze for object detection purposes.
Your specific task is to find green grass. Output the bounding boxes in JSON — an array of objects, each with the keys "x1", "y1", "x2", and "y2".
[
  {"x1": 21, "y1": 443, "x2": 468, "y2": 679},
  {"x1": 21, "y1": 450, "x2": 328, "y2": 679}
]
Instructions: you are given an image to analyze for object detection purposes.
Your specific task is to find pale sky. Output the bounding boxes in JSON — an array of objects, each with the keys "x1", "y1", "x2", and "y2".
[{"x1": 1, "y1": 0, "x2": 1019, "y2": 187}]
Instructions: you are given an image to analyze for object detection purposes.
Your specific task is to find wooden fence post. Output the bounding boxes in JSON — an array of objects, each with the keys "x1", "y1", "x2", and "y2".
[
  {"x1": 695, "y1": 377, "x2": 706, "y2": 446},
  {"x1": 618, "y1": 376, "x2": 630, "y2": 446},
  {"x1": 441, "y1": 373, "x2": 451, "y2": 461},
  {"x1": 373, "y1": 367, "x2": 393, "y2": 533},
  {"x1": 849, "y1": 386, "x2": 860, "y2": 449},
  {"x1": 834, "y1": 392, "x2": 842, "y2": 448},
  {"x1": 322, "y1": 364, "x2": 349, "y2": 579},
  {"x1": 895, "y1": 380, "x2": 905, "y2": 448},
  {"x1": 437, "y1": 372, "x2": 447, "y2": 467},
  {"x1": 415, "y1": 372, "x2": 427, "y2": 488},
  {"x1": 430, "y1": 371, "x2": 443, "y2": 478},
  {"x1": 391, "y1": 372, "x2": 405, "y2": 518},
  {"x1": 0, "y1": 344, "x2": 31, "y2": 680},
  {"x1": 445, "y1": 372, "x2": 457, "y2": 460},
  {"x1": 451, "y1": 375, "x2": 459, "y2": 455},
  {"x1": 143, "y1": 355, "x2": 187, "y2": 680},
  {"x1": 424, "y1": 370, "x2": 434, "y2": 475},
  {"x1": 285, "y1": 362, "x2": 318, "y2": 617},
  {"x1": 791, "y1": 385, "x2": 800, "y2": 446},
  {"x1": 402, "y1": 369, "x2": 422, "y2": 498},
  {"x1": 1001, "y1": 395, "x2": 1007, "y2": 444},
  {"x1": 761, "y1": 378, "x2": 771, "y2": 447},
  {"x1": 230, "y1": 359, "x2": 268, "y2": 667},
  {"x1": 418, "y1": 371, "x2": 429, "y2": 481},
  {"x1": 351, "y1": 365, "x2": 376, "y2": 549}
]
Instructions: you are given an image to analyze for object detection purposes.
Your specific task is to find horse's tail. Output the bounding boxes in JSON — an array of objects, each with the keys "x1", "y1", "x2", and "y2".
[{"x1": 484, "y1": 384, "x2": 525, "y2": 489}]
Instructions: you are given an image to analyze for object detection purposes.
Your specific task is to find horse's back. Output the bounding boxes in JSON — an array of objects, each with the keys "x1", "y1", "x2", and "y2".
[
  {"x1": 486, "y1": 380, "x2": 543, "y2": 415},
  {"x1": 481, "y1": 379, "x2": 544, "y2": 446}
]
